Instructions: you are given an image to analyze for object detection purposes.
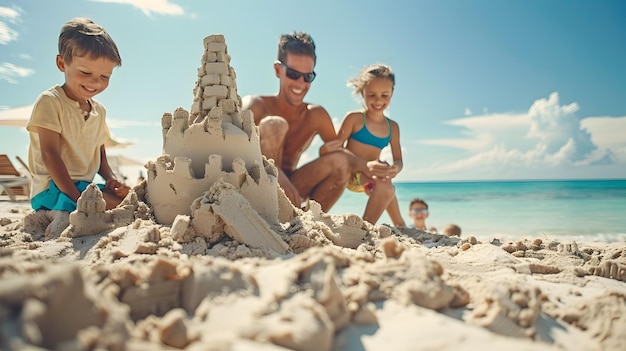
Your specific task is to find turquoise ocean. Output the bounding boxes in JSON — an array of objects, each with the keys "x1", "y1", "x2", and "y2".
[{"x1": 327, "y1": 179, "x2": 626, "y2": 243}]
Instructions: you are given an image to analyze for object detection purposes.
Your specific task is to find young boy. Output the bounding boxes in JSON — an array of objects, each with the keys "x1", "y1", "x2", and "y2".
[
  {"x1": 25, "y1": 17, "x2": 129, "y2": 239},
  {"x1": 408, "y1": 197, "x2": 435, "y2": 232},
  {"x1": 443, "y1": 223, "x2": 462, "y2": 237}
]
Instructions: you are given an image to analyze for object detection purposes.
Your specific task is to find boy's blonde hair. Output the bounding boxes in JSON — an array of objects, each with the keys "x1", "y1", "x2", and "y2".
[
  {"x1": 58, "y1": 17, "x2": 122, "y2": 66},
  {"x1": 347, "y1": 63, "x2": 395, "y2": 95}
]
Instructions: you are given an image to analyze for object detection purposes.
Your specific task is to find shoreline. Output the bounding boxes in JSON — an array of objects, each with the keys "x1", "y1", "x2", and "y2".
[{"x1": 329, "y1": 179, "x2": 626, "y2": 243}]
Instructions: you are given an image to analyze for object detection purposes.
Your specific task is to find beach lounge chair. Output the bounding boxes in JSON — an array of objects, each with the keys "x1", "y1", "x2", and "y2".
[{"x1": 0, "y1": 154, "x2": 30, "y2": 201}]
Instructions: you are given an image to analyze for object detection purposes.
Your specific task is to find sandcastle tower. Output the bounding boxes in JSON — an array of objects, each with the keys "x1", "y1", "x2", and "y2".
[{"x1": 146, "y1": 34, "x2": 284, "y2": 227}]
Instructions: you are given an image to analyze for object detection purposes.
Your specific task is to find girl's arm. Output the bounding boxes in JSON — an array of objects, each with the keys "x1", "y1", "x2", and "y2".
[
  {"x1": 388, "y1": 121, "x2": 403, "y2": 177},
  {"x1": 37, "y1": 127, "x2": 82, "y2": 202},
  {"x1": 368, "y1": 122, "x2": 403, "y2": 182},
  {"x1": 320, "y1": 112, "x2": 357, "y2": 155}
]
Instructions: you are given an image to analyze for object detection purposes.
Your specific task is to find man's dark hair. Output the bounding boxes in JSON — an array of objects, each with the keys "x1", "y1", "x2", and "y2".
[{"x1": 277, "y1": 31, "x2": 316, "y2": 64}]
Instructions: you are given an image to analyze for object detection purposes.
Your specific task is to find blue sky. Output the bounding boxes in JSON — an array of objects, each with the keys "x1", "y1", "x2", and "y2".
[{"x1": 1, "y1": 0, "x2": 625, "y2": 182}]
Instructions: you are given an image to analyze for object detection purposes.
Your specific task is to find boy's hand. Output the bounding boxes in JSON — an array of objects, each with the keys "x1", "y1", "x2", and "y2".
[{"x1": 105, "y1": 178, "x2": 130, "y2": 198}]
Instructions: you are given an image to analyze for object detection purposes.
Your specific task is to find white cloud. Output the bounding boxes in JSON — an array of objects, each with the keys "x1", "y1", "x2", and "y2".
[
  {"x1": 430, "y1": 144, "x2": 529, "y2": 173},
  {"x1": 91, "y1": 0, "x2": 184, "y2": 16},
  {"x1": 417, "y1": 92, "x2": 618, "y2": 178},
  {"x1": 448, "y1": 113, "x2": 529, "y2": 131},
  {"x1": 526, "y1": 92, "x2": 596, "y2": 162},
  {"x1": 420, "y1": 134, "x2": 493, "y2": 151},
  {"x1": 580, "y1": 116, "x2": 626, "y2": 148},
  {"x1": 424, "y1": 112, "x2": 530, "y2": 152},
  {"x1": 464, "y1": 107, "x2": 472, "y2": 116},
  {"x1": 581, "y1": 116, "x2": 626, "y2": 163},
  {"x1": 0, "y1": 7, "x2": 31, "y2": 83},
  {"x1": 0, "y1": 6, "x2": 21, "y2": 45},
  {"x1": 379, "y1": 145, "x2": 407, "y2": 165},
  {"x1": 0, "y1": 62, "x2": 34, "y2": 83}
]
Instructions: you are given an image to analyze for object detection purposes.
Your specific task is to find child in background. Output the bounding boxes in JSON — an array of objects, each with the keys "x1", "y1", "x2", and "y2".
[
  {"x1": 408, "y1": 197, "x2": 435, "y2": 231},
  {"x1": 322, "y1": 63, "x2": 405, "y2": 226},
  {"x1": 25, "y1": 17, "x2": 129, "y2": 239},
  {"x1": 443, "y1": 223, "x2": 462, "y2": 237}
]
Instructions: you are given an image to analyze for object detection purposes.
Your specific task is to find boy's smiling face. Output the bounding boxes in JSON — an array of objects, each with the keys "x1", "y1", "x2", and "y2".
[
  {"x1": 409, "y1": 202, "x2": 429, "y2": 228},
  {"x1": 56, "y1": 54, "x2": 116, "y2": 103}
]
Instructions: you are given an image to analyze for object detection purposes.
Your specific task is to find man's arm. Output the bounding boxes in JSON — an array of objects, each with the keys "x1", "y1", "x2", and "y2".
[{"x1": 308, "y1": 104, "x2": 337, "y2": 143}]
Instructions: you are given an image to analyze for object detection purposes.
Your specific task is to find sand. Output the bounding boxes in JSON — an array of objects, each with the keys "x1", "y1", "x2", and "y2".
[
  {"x1": 1, "y1": 33, "x2": 625, "y2": 350},
  {"x1": 1, "y1": 197, "x2": 625, "y2": 351}
]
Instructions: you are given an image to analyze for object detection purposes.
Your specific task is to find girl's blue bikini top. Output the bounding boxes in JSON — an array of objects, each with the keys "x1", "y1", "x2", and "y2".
[{"x1": 349, "y1": 111, "x2": 392, "y2": 149}]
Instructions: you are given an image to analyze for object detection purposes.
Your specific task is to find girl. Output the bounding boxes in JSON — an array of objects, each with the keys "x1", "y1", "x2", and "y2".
[{"x1": 322, "y1": 64, "x2": 405, "y2": 226}]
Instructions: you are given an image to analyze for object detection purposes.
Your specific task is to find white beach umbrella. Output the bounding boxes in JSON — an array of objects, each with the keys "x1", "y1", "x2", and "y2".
[
  {"x1": 0, "y1": 105, "x2": 132, "y2": 148},
  {"x1": 103, "y1": 138, "x2": 133, "y2": 149},
  {"x1": 0, "y1": 105, "x2": 32, "y2": 126},
  {"x1": 107, "y1": 154, "x2": 145, "y2": 182},
  {"x1": 107, "y1": 155, "x2": 144, "y2": 167}
]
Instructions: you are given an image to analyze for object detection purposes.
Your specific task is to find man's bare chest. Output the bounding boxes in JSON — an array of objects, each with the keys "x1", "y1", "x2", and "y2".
[{"x1": 285, "y1": 118, "x2": 315, "y2": 146}]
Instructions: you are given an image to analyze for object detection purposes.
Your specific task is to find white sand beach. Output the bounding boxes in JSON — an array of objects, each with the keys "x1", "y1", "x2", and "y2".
[
  {"x1": 1, "y1": 194, "x2": 625, "y2": 351},
  {"x1": 1, "y1": 33, "x2": 624, "y2": 351}
]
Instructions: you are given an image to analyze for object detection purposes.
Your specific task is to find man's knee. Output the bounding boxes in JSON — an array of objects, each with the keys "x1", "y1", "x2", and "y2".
[
  {"x1": 259, "y1": 116, "x2": 288, "y2": 138},
  {"x1": 259, "y1": 116, "x2": 288, "y2": 160}
]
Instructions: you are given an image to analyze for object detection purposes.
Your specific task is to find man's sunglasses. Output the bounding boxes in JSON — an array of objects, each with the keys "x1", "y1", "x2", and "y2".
[{"x1": 276, "y1": 60, "x2": 316, "y2": 83}]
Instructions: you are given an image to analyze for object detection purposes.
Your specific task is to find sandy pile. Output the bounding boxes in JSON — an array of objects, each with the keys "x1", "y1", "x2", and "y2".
[
  {"x1": 1, "y1": 195, "x2": 625, "y2": 351},
  {"x1": 2, "y1": 33, "x2": 624, "y2": 351}
]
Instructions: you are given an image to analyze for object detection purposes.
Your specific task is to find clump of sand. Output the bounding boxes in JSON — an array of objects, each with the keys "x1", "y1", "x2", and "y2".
[{"x1": 1, "y1": 195, "x2": 625, "y2": 350}]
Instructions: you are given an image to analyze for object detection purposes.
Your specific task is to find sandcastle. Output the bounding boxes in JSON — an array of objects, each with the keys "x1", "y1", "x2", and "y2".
[
  {"x1": 144, "y1": 34, "x2": 295, "y2": 253},
  {"x1": 51, "y1": 33, "x2": 370, "y2": 253}
]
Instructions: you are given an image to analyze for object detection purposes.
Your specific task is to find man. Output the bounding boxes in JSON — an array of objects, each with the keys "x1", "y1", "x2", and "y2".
[{"x1": 242, "y1": 32, "x2": 362, "y2": 211}]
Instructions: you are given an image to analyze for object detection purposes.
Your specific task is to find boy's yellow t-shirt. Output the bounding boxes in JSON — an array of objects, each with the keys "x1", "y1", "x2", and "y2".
[{"x1": 26, "y1": 85, "x2": 111, "y2": 197}]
